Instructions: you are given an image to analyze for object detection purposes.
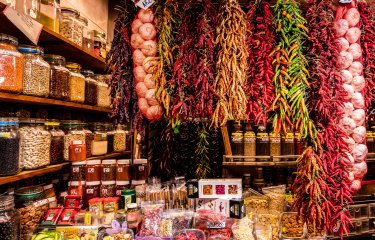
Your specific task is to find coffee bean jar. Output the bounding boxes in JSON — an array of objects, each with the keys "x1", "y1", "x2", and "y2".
[{"x1": 0, "y1": 195, "x2": 21, "y2": 240}]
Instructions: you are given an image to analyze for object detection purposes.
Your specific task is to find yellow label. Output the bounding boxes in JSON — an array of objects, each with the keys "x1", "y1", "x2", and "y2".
[
  {"x1": 0, "y1": 133, "x2": 10, "y2": 138},
  {"x1": 286, "y1": 132, "x2": 294, "y2": 139},
  {"x1": 85, "y1": 212, "x2": 92, "y2": 226}
]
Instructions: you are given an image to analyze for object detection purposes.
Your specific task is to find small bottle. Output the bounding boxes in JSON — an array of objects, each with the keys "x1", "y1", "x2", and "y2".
[
  {"x1": 231, "y1": 122, "x2": 244, "y2": 162},
  {"x1": 244, "y1": 122, "x2": 256, "y2": 161},
  {"x1": 256, "y1": 126, "x2": 270, "y2": 162}
]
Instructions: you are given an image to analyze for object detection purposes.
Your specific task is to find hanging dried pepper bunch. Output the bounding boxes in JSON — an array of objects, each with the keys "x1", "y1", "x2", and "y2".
[
  {"x1": 246, "y1": 0, "x2": 276, "y2": 126},
  {"x1": 169, "y1": 0, "x2": 217, "y2": 129},
  {"x1": 212, "y1": 0, "x2": 248, "y2": 128},
  {"x1": 106, "y1": 0, "x2": 136, "y2": 124},
  {"x1": 195, "y1": 123, "x2": 210, "y2": 179},
  {"x1": 154, "y1": 0, "x2": 181, "y2": 116}
]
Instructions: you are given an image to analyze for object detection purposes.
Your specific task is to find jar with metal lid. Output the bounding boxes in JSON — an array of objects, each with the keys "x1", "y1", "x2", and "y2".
[
  {"x1": 23, "y1": 0, "x2": 41, "y2": 20},
  {"x1": 18, "y1": 45, "x2": 50, "y2": 97},
  {"x1": 96, "y1": 74, "x2": 111, "y2": 108},
  {"x1": 0, "y1": 118, "x2": 20, "y2": 176},
  {"x1": 133, "y1": 159, "x2": 149, "y2": 181},
  {"x1": 82, "y1": 122, "x2": 93, "y2": 158},
  {"x1": 94, "y1": 30, "x2": 107, "y2": 58},
  {"x1": 66, "y1": 62, "x2": 85, "y2": 103},
  {"x1": 116, "y1": 159, "x2": 131, "y2": 181},
  {"x1": 92, "y1": 123, "x2": 108, "y2": 156},
  {"x1": 269, "y1": 130, "x2": 281, "y2": 162},
  {"x1": 60, "y1": 8, "x2": 82, "y2": 46},
  {"x1": 19, "y1": 118, "x2": 51, "y2": 170},
  {"x1": 231, "y1": 123, "x2": 244, "y2": 162},
  {"x1": 70, "y1": 160, "x2": 86, "y2": 181},
  {"x1": 82, "y1": 69, "x2": 98, "y2": 106},
  {"x1": 0, "y1": 195, "x2": 21, "y2": 240},
  {"x1": 106, "y1": 123, "x2": 115, "y2": 153},
  {"x1": 0, "y1": 34, "x2": 23, "y2": 93},
  {"x1": 44, "y1": 54, "x2": 70, "y2": 100},
  {"x1": 85, "y1": 181, "x2": 100, "y2": 201},
  {"x1": 86, "y1": 159, "x2": 101, "y2": 182},
  {"x1": 80, "y1": 16, "x2": 94, "y2": 52},
  {"x1": 114, "y1": 124, "x2": 126, "y2": 152},
  {"x1": 100, "y1": 181, "x2": 116, "y2": 197},
  {"x1": 68, "y1": 181, "x2": 85, "y2": 196},
  {"x1": 63, "y1": 120, "x2": 85, "y2": 161},
  {"x1": 40, "y1": 0, "x2": 60, "y2": 33},
  {"x1": 45, "y1": 120, "x2": 64, "y2": 165},
  {"x1": 102, "y1": 159, "x2": 116, "y2": 181},
  {"x1": 256, "y1": 126, "x2": 270, "y2": 162}
]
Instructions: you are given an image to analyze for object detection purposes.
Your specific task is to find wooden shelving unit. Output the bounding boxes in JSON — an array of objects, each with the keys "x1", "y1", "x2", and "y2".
[{"x1": 87, "y1": 151, "x2": 131, "y2": 161}]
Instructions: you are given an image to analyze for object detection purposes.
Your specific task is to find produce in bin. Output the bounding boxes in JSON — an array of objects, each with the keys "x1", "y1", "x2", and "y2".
[
  {"x1": 31, "y1": 230, "x2": 63, "y2": 240},
  {"x1": 102, "y1": 220, "x2": 133, "y2": 240},
  {"x1": 173, "y1": 229, "x2": 206, "y2": 240}
]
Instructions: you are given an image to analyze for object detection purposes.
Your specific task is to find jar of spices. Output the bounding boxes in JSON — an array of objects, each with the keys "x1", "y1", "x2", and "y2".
[
  {"x1": 106, "y1": 123, "x2": 115, "y2": 153},
  {"x1": 244, "y1": 122, "x2": 256, "y2": 161},
  {"x1": 116, "y1": 181, "x2": 130, "y2": 198},
  {"x1": 60, "y1": 8, "x2": 82, "y2": 46},
  {"x1": 100, "y1": 181, "x2": 116, "y2": 197},
  {"x1": 101, "y1": 159, "x2": 117, "y2": 181},
  {"x1": 86, "y1": 160, "x2": 101, "y2": 182},
  {"x1": 116, "y1": 159, "x2": 131, "y2": 181},
  {"x1": 96, "y1": 74, "x2": 111, "y2": 108},
  {"x1": 0, "y1": 34, "x2": 23, "y2": 93},
  {"x1": 44, "y1": 54, "x2": 70, "y2": 100},
  {"x1": 256, "y1": 126, "x2": 270, "y2": 162},
  {"x1": 133, "y1": 159, "x2": 149, "y2": 181},
  {"x1": 270, "y1": 130, "x2": 281, "y2": 162},
  {"x1": 82, "y1": 123, "x2": 93, "y2": 158},
  {"x1": 85, "y1": 181, "x2": 100, "y2": 201},
  {"x1": 45, "y1": 120, "x2": 64, "y2": 165},
  {"x1": 39, "y1": 0, "x2": 60, "y2": 33},
  {"x1": 82, "y1": 70, "x2": 98, "y2": 106},
  {"x1": 68, "y1": 181, "x2": 85, "y2": 196},
  {"x1": 126, "y1": 203, "x2": 138, "y2": 224},
  {"x1": 0, "y1": 118, "x2": 20, "y2": 176},
  {"x1": 92, "y1": 123, "x2": 108, "y2": 156},
  {"x1": 19, "y1": 118, "x2": 51, "y2": 170},
  {"x1": 18, "y1": 45, "x2": 50, "y2": 97},
  {"x1": 66, "y1": 62, "x2": 85, "y2": 103},
  {"x1": 231, "y1": 122, "x2": 244, "y2": 161},
  {"x1": 294, "y1": 132, "x2": 305, "y2": 156},
  {"x1": 63, "y1": 121, "x2": 85, "y2": 161},
  {"x1": 70, "y1": 160, "x2": 86, "y2": 181},
  {"x1": 0, "y1": 195, "x2": 21, "y2": 240},
  {"x1": 80, "y1": 16, "x2": 94, "y2": 53},
  {"x1": 23, "y1": 0, "x2": 41, "y2": 19},
  {"x1": 281, "y1": 128, "x2": 295, "y2": 161},
  {"x1": 114, "y1": 124, "x2": 127, "y2": 152}
]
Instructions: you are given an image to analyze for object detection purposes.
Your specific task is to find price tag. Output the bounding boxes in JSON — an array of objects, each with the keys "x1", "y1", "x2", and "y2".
[
  {"x1": 3, "y1": 5, "x2": 42, "y2": 45},
  {"x1": 132, "y1": 0, "x2": 155, "y2": 9},
  {"x1": 339, "y1": 0, "x2": 352, "y2": 3}
]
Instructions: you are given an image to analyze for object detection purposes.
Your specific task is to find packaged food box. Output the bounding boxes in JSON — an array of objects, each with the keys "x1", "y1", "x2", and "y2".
[{"x1": 198, "y1": 179, "x2": 242, "y2": 199}]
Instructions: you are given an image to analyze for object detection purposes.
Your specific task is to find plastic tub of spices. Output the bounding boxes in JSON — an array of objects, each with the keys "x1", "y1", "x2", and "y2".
[
  {"x1": 82, "y1": 69, "x2": 98, "y2": 106},
  {"x1": 0, "y1": 34, "x2": 23, "y2": 93},
  {"x1": 114, "y1": 124, "x2": 127, "y2": 152},
  {"x1": 18, "y1": 45, "x2": 50, "y2": 97},
  {"x1": 116, "y1": 181, "x2": 130, "y2": 197},
  {"x1": 66, "y1": 62, "x2": 85, "y2": 103},
  {"x1": 63, "y1": 120, "x2": 85, "y2": 161},
  {"x1": 68, "y1": 181, "x2": 85, "y2": 196},
  {"x1": 100, "y1": 181, "x2": 116, "y2": 197},
  {"x1": 69, "y1": 139, "x2": 86, "y2": 162},
  {"x1": 70, "y1": 160, "x2": 86, "y2": 181},
  {"x1": 117, "y1": 159, "x2": 131, "y2": 181},
  {"x1": 44, "y1": 54, "x2": 70, "y2": 100},
  {"x1": 45, "y1": 120, "x2": 64, "y2": 165},
  {"x1": 85, "y1": 181, "x2": 101, "y2": 201},
  {"x1": 133, "y1": 159, "x2": 149, "y2": 181},
  {"x1": 0, "y1": 117, "x2": 20, "y2": 176},
  {"x1": 86, "y1": 159, "x2": 101, "y2": 182},
  {"x1": 101, "y1": 159, "x2": 117, "y2": 181}
]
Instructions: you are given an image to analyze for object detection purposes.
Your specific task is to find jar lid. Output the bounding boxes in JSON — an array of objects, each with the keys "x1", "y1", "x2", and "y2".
[
  {"x1": 0, "y1": 33, "x2": 18, "y2": 46},
  {"x1": 131, "y1": 180, "x2": 146, "y2": 186},
  {"x1": 72, "y1": 160, "x2": 87, "y2": 165},
  {"x1": 15, "y1": 186, "x2": 43, "y2": 198},
  {"x1": 116, "y1": 181, "x2": 130, "y2": 185},
  {"x1": 133, "y1": 159, "x2": 147, "y2": 164},
  {"x1": 62, "y1": 120, "x2": 80, "y2": 126},
  {"x1": 69, "y1": 181, "x2": 86, "y2": 186},
  {"x1": 66, "y1": 62, "x2": 82, "y2": 70},
  {"x1": 7, "y1": 117, "x2": 18, "y2": 126},
  {"x1": 102, "y1": 181, "x2": 116, "y2": 185},
  {"x1": 18, "y1": 44, "x2": 38, "y2": 54},
  {"x1": 81, "y1": 69, "x2": 94, "y2": 77},
  {"x1": 121, "y1": 189, "x2": 136, "y2": 195},
  {"x1": 117, "y1": 159, "x2": 130, "y2": 165},
  {"x1": 0, "y1": 118, "x2": 7, "y2": 126},
  {"x1": 45, "y1": 119, "x2": 60, "y2": 126},
  {"x1": 44, "y1": 54, "x2": 65, "y2": 63},
  {"x1": 61, "y1": 7, "x2": 80, "y2": 16},
  {"x1": 86, "y1": 181, "x2": 101, "y2": 186},
  {"x1": 33, "y1": 118, "x2": 45, "y2": 124},
  {"x1": 102, "y1": 159, "x2": 116, "y2": 164},
  {"x1": 87, "y1": 159, "x2": 101, "y2": 165},
  {"x1": 0, "y1": 195, "x2": 14, "y2": 210},
  {"x1": 126, "y1": 203, "x2": 137, "y2": 209},
  {"x1": 243, "y1": 173, "x2": 251, "y2": 177},
  {"x1": 79, "y1": 16, "x2": 88, "y2": 26}
]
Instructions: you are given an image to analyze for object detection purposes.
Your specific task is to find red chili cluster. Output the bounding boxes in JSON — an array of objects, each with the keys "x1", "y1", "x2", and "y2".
[{"x1": 246, "y1": 0, "x2": 275, "y2": 126}]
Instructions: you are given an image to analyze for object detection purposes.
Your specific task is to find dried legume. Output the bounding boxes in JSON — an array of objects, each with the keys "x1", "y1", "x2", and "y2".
[
  {"x1": 67, "y1": 62, "x2": 85, "y2": 103},
  {"x1": 114, "y1": 126, "x2": 126, "y2": 152},
  {"x1": 0, "y1": 134, "x2": 20, "y2": 176},
  {"x1": 44, "y1": 55, "x2": 70, "y2": 101}
]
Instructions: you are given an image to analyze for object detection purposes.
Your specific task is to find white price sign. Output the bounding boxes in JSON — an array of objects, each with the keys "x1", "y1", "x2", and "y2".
[
  {"x1": 132, "y1": 0, "x2": 155, "y2": 9},
  {"x1": 339, "y1": 0, "x2": 352, "y2": 3}
]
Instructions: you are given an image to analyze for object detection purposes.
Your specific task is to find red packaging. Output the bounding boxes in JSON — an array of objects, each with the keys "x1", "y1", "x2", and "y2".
[
  {"x1": 41, "y1": 207, "x2": 64, "y2": 225},
  {"x1": 57, "y1": 208, "x2": 80, "y2": 225},
  {"x1": 65, "y1": 195, "x2": 82, "y2": 208}
]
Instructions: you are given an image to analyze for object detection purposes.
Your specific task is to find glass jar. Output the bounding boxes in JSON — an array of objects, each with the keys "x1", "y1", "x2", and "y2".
[
  {"x1": 116, "y1": 159, "x2": 131, "y2": 181},
  {"x1": 94, "y1": 30, "x2": 107, "y2": 58},
  {"x1": 23, "y1": 0, "x2": 40, "y2": 20},
  {"x1": 114, "y1": 124, "x2": 126, "y2": 152},
  {"x1": 60, "y1": 8, "x2": 82, "y2": 46},
  {"x1": 82, "y1": 123, "x2": 93, "y2": 158},
  {"x1": 68, "y1": 181, "x2": 85, "y2": 196},
  {"x1": 231, "y1": 123, "x2": 244, "y2": 161},
  {"x1": 96, "y1": 74, "x2": 111, "y2": 108},
  {"x1": 0, "y1": 195, "x2": 21, "y2": 240},
  {"x1": 80, "y1": 16, "x2": 94, "y2": 53},
  {"x1": 243, "y1": 122, "x2": 255, "y2": 161},
  {"x1": 44, "y1": 54, "x2": 70, "y2": 100},
  {"x1": 18, "y1": 45, "x2": 50, "y2": 97},
  {"x1": 70, "y1": 160, "x2": 86, "y2": 181},
  {"x1": 85, "y1": 181, "x2": 100, "y2": 201},
  {"x1": 100, "y1": 181, "x2": 116, "y2": 197},
  {"x1": 19, "y1": 118, "x2": 51, "y2": 170},
  {"x1": 40, "y1": 0, "x2": 60, "y2": 33},
  {"x1": 86, "y1": 159, "x2": 101, "y2": 182},
  {"x1": 133, "y1": 159, "x2": 149, "y2": 181},
  {"x1": 92, "y1": 123, "x2": 108, "y2": 156},
  {"x1": 63, "y1": 120, "x2": 85, "y2": 161},
  {"x1": 102, "y1": 159, "x2": 116, "y2": 181},
  {"x1": 281, "y1": 128, "x2": 295, "y2": 161},
  {"x1": 126, "y1": 203, "x2": 138, "y2": 224},
  {"x1": 0, "y1": 34, "x2": 23, "y2": 93},
  {"x1": 256, "y1": 126, "x2": 270, "y2": 162},
  {"x1": 106, "y1": 123, "x2": 114, "y2": 153},
  {"x1": 116, "y1": 181, "x2": 130, "y2": 197},
  {"x1": 45, "y1": 120, "x2": 64, "y2": 165},
  {"x1": 82, "y1": 69, "x2": 98, "y2": 106},
  {"x1": 0, "y1": 118, "x2": 20, "y2": 176},
  {"x1": 66, "y1": 62, "x2": 85, "y2": 103},
  {"x1": 0, "y1": 0, "x2": 16, "y2": 8},
  {"x1": 270, "y1": 131, "x2": 281, "y2": 162}
]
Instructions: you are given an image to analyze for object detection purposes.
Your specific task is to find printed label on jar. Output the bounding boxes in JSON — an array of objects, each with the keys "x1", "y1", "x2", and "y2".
[
  {"x1": 88, "y1": 168, "x2": 95, "y2": 173},
  {"x1": 103, "y1": 168, "x2": 110, "y2": 173},
  {"x1": 117, "y1": 167, "x2": 123, "y2": 173},
  {"x1": 102, "y1": 189, "x2": 108, "y2": 195},
  {"x1": 72, "y1": 167, "x2": 80, "y2": 173},
  {"x1": 270, "y1": 137, "x2": 281, "y2": 143},
  {"x1": 231, "y1": 133, "x2": 243, "y2": 143},
  {"x1": 244, "y1": 136, "x2": 256, "y2": 143},
  {"x1": 0, "y1": 132, "x2": 10, "y2": 138},
  {"x1": 116, "y1": 190, "x2": 121, "y2": 196},
  {"x1": 138, "y1": 166, "x2": 145, "y2": 171},
  {"x1": 70, "y1": 190, "x2": 78, "y2": 195},
  {"x1": 87, "y1": 189, "x2": 94, "y2": 194},
  {"x1": 257, "y1": 133, "x2": 269, "y2": 142}
]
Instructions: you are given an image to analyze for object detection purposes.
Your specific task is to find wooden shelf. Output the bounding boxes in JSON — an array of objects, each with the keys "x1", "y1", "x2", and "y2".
[
  {"x1": 0, "y1": 92, "x2": 112, "y2": 113},
  {"x1": 87, "y1": 151, "x2": 131, "y2": 160},
  {"x1": 0, "y1": 162, "x2": 70, "y2": 185}
]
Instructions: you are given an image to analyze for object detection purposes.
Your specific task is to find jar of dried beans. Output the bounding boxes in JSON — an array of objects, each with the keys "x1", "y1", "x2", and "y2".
[
  {"x1": 0, "y1": 118, "x2": 20, "y2": 176},
  {"x1": 44, "y1": 54, "x2": 70, "y2": 100},
  {"x1": 63, "y1": 120, "x2": 85, "y2": 161},
  {"x1": 81, "y1": 69, "x2": 97, "y2": 106},
  {"x1": 19, "y1": 118, "x2": 51, "y2": 170},
  {"x1": 92, "y1": 123, "x2": 108, "y2": 156},
  {"x1": 60, "y1": 8, "x2": 82, "y2": 46},
  {"x1": 281, "y1": 128, "x2": 295, "y2": 161},
  {"x1": 82, "y1": 123, "x2": 93, "y2": 158},
  {"x1": 96, "y1": 74, "x2": 111, "y2": 108},
  {"x1": 45, "y1": 120, "x2": 64, "y2": 165},
  {"x1": 101, "y1": 159, "x2": 116, "y2": 181},
  {"x1": 0, "y1": 195, "x2": 21, "y2": 240},
  {"x1": 114, "y1": 124, "x2": 126, "y2": 152},
  {"x1": 66, "y1": 62, "x2": 85, "y2": 103},
  {"x1": 0, "y1": 34, "x2": 23, "y2": 93},
  {"x1": 18, "y1": 45, "x2": 50, "y2": 97}
]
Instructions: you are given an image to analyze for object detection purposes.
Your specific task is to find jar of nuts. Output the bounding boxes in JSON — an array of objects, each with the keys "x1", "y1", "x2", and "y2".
[
  {"x1": 44, "y1": 54, "x2": 70, "y2": 101},
  {"x1": 66, "y1": 62, "x2": 85, "y2": 103},
  {"x1": 114, "y1": 124, "x2": 126, "y2": 152},
  {"x1": 60, "y1": 8, "x2": 83, "y2": 46},
  {"x1": 45, "y1": 120, "x2": 64, "y2": 165}
]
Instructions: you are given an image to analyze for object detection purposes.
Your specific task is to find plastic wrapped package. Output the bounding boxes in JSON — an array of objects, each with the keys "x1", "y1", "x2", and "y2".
[
  {"x1": 254, "y1": 225, "x2": 272, "y2": 240},
  {"x1": 262, "y1": 185, "x2": 286, "y2": 213},
  {"x1": 138, "y1": 202, "x2": 164, "y2": 237},
  {"x1": 243, "y1": 188, "x2": 269, "y2": 215},
  {"x1": 256, "y1": 213, "x2": 280, "y2": 240},
  {"x1": 194, "y1": 210, "x2": 234, "y2": 239},
  {"x1": 159, "y1": 210, "x2": 194, "y2": 238},
  {"x1": 231, "y1": 216, "x2": 255, "y2": 240},
  {"x1": 173, "y1": 229, "x2": 206, "y2": 240}
]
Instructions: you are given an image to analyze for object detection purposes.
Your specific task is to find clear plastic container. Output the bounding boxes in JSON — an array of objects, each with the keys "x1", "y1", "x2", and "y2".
[
  {"x1": 94, "y1": 30, "x2": 107, "y2": 58},
  {"x1": 92, "y1": 123, "x2": 108, "y2": 156},
  {"x1": 19, "y1": 118, "x2": 51, "y2": 170},
  {"x1": 39, "y1": 0, "x2": 60, "y2": 33},
  {"x1": 18, "y1": 45, "x2": 50, "y2": 97},
  {"x1": 133, "y1": 159, "x2": 149, "y2": 181},
  {"x1": 100, "y1": 181, "x2": 116, "y2": 197},
  {"x1": 349, "y1": 204, "x2": 369, "y2": 219},
  {"x1": 96, "y1": 74, "x2": 111, "y2": 108},
  {"x1": 63, "y1": 120, "x2": 85, "y2": 161},
  {"x1": 243, "y1": 189, "x2": 269, "y2": 214},
  {"x1": 101, "y1": 159, "x2": 116, "y2": 181},
  {"x1": 44, "y1": 54, "x2": 70, "y2": 100},
  {"x1": 82, "y1": 69, "x2": 98, "y2": 106},
  {"x1": 280, "y1": 212, "x2": 306, "y2": 239},
  {"x1": 70, "y1": 160, "x2": 86, "y2": 181},
  {"x1": 23, "y1": 0, "x2": 40, "y2": 20},
  {"x1": 117, "y1": 159, "x2": 131, "y2": 181},
  {"x1": 0, "y1": 118, "x2": 20, "y2": 176},
  {"x1": 0, "y1": 195, "x2": 21, "y2": 240},
  {"x1": 114, "y1": 124, "x2": 126, "y2": 152},
  {"x1": 45, "y1": 119, "x2": 64, "y2": 165},
  {"x1": 66, "y1": 62, "x2": 85, "y2": 103},
  {"x1": 82, "y1": 122, "x2": 93, "y2": 158},
  {"x1": 80, "y1": 16, "x2": 94, "y2": 53},
  {"x1": 60, "y1": 8, "x2": 82, "y2": 46},
  {"x1": 0, "y1": 34, "x2": 23, "y2": 93},
  {"x1": 85, "y1": 181, "x2": 100, "y2": 201}
]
